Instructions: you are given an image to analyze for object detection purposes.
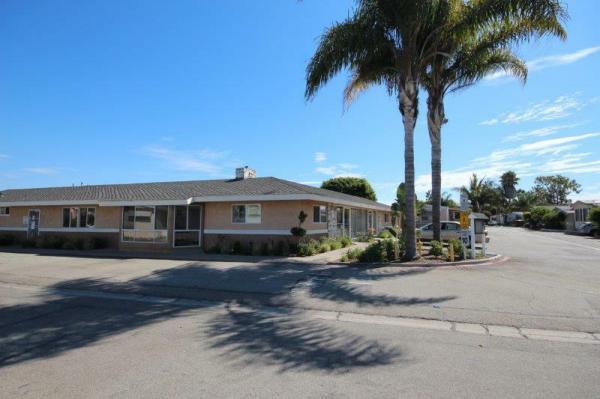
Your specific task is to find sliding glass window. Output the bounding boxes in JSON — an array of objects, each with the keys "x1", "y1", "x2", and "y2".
[{"x1": 122, "y1": 206, "x2": 168, "y2": 243}]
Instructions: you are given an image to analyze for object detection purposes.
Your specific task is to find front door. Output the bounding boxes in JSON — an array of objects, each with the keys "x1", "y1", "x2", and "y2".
[{"x1": 28, "y1": 209, "x2": 40, "y2": 239}]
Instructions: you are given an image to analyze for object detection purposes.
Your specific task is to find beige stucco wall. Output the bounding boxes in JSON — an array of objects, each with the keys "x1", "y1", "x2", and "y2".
[
  {"x1": 0, "y1": 206, "x2": 29, "y2": 228},
  {"x1": 0, "y1": 205, "x2": 121, "y2": 229},
  {"x1": 203, "y1": 200, "x2": 391, "y2": 232},
  {"x1": 204, "y1": 200, "x2": 326, "y2": 231}
]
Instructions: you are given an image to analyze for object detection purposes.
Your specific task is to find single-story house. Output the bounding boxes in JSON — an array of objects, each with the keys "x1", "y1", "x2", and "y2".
[
  {"x1": 0, "y1": 167, "x2": 393, "y2": 252},
  {"x1": 572, "y1": 200, "x2": 600, "y2": 229}
]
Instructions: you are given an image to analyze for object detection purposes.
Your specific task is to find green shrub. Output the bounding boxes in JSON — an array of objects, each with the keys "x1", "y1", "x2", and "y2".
[
  {"x1": 377, "y1": 229, "x2": 393, "y2": 239},
  {"x1": 542, "y1": 210, "x2": 566, "y2": 230},
  {"x1": 88, "y1": 237, "x2": 109, "y2": 250},
  {"x1": 429, "y1": 240, "x2": 444, "y2": 257},
  {"x1": 39, "y1": 235, "x2": 66, "y2": 249},
  {"x1": 329, "y1": 239, "x2": 342, "y2": 250},
  {"x1": 318, "y1": 243, "x2": 331, "y2": 253},
  {"x1": 260, "y1": 242, "x2": 271, "y2": 256},
  {"x1": 359, "y1": 241, "x2": 386, "y2": 263},
  {"x1": 232, "y1": 241, "x2": 243, "y2": 254},
  {"x1": 62, "y1": 241, "x2": 77, "y2": 250},
  {"x1": 382, "y1": 238, "x2": 400, "y2": 261},
  {"x1": 528, "y1": 207, "x2": 552, "y2": 230},
  {"x1": 345, "y1": 247, "x2": 364, "y2": 260},
  {"x1": 340, "y1": 236, "x2": 352, "y2": 248},
  {"x1": 275, "y1": 240, "x2": 289, "y2": 256},
  {"x1": 297, "y1": 240, "x2": 318, "y2": 257},
  {"x1": 385, "y1": 227, "x2": 398, "y2": 237},
  {"x1": 0, "y1": 233, "x2": 16, "y2": 246},
  {"x1": 290, "y1": 227, "x2": 306, "y2": 237},
  {"x1": 340, "y1": 253, "x2": 349, "y2": 262},
  {"x1": 21, "y1": 238, "x2": 37, "y2": 248},
  {"x1": 588, "y1": 208, "x2": 600, "y2": 227},
  {"x1": 447, "y1": 238, "x2": 464, "y2": 260}
]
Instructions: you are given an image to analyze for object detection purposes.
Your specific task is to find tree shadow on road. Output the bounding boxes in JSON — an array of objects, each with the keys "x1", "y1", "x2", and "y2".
[{"x1": 0, "y1": 261, "x2": 453, "y2": 372}]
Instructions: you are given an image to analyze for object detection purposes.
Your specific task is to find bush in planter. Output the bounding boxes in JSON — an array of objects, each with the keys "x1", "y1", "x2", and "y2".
[
  {"x1": 429, "y1": 240, "x2": 444, "y2": 257},
  {"x1": 447, "y1": 238, "x2": 464, "y2": 260},
  {"x1": 358, "y1": 240, "x2": 387, "y2": 263},
  {"x1": 232, "y1": 241, "x2": 243, "y2": 255},
  {"x1": 260, "y1": 242, "x2": 271, "y2": 256},
  {"x1": 346, "y1": 247, "x2": 363, "y2": 260},
  {"x1": 39, "y1": 235, "x2": 66, "y2": 249},
  {"x1": 0, "y1": 233, "x2": 17, "y2": 246},
  {"x1": 382, "y1": 238, "x2": 401, "y2": 261},
  {"x1": 21, "y1": 238, "x2": 37, "y2": 248},
  {"x1": 318, "y1": 242, "x2": 331, "y2": 253},
  {"x1": 290, "y1": 227, "x2": 306, "y2": 237},
  {"x1": 87, "y1": 237, "x2": 109, "y2": 250},
  {"x1": 297, "y1": 240, "x2": 318, "y2": 257}
]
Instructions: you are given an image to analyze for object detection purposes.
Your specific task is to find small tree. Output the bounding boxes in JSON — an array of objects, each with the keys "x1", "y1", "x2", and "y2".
[
  {"x1": 290, "y1": 210, "x2": 308, "y2": 237},
  {"x1": 321, "y1": 177, "x2": 377, "y2": 201}
]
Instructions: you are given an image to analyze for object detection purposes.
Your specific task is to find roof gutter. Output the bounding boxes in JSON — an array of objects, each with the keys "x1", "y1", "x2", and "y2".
[{"x1": 0, "y1": 194, "x2": 391, "y2": 211}]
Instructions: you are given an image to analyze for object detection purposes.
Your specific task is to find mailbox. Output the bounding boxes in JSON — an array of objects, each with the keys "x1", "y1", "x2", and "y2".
[{"x1": 469, "y1": 213, "x2": 488, "y2": 234}]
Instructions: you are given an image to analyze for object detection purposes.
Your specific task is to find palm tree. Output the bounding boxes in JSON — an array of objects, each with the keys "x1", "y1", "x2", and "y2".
[
  {"x1": 500, "y1": 171, "x2": 520, "y2": 200},
  {"x1": 460, "y1": 173, "x2": 496, "y2": 213},
  {"x1": 305, "y1": 1, "x2": 446, "y2": 260},
  {"x1": 422, "y1": 0, "x2": 566, "y2": 241}
]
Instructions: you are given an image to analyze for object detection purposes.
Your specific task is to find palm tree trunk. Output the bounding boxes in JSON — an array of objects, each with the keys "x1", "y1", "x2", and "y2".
[
  {"x1": 427, "y1": 91, "x2": 444, "y2": 242},
  {"x1": 399, "y1": 79, "x2": 418, "y2": 260}
]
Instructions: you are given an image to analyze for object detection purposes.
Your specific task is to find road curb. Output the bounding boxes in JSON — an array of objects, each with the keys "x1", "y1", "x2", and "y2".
[
  {"x1": 331, "y1": 254, "x2": 509, "y2": 268},
  {"x1": 3, "y1": 281, "x2": 598, "y2": 346}
]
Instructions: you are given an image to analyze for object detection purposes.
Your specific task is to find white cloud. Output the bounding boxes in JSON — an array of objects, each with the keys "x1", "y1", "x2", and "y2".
[
  {"x1": 415, "y1": 132, "x2": 600, "y2": 195},
  {"x1": 486, "y1": 46, "x2": 600, "y2": 81},
  {"x1": 314, "y1": 152, "x2": 327, "y2": 163},
  {"x1": 479, "y1": 94, "x2": 588, "y2": 125},
  {"x1": 141, "y1": 146, "x2": 230, "y2": 175},
  {"x1": 479, "y1": 118, "x2": 499, "y2": 126},
  {"x1": 315, "y1": 163, "x2": 361, "y2": 177},
  {"x1": 502, "y1": 123, "x2": 581, "y2": 142},
  {"x1": 23, "y1": 167, "x2": 60, "y2": 175},
  {"x1": 475, "y1": 133, "x2": 600, "y2": 163}
]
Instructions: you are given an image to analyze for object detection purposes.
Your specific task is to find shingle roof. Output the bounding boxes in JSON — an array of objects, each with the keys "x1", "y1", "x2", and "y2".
[{"x1": 0, "y1": 177, "x2": 390, "y2": 210}]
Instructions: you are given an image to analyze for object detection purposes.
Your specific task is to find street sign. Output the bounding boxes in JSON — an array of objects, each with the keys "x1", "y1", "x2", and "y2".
[
  {"x1": 460, "y1": 212, "x2": 470, "y2": 229},
  {"x1": 460, "y1": 191, "x2": 470, "y2": 211}
]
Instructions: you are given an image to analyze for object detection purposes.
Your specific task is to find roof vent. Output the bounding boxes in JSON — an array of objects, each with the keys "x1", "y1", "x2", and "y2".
[{"x1": 235, "y1": 166, "x2": 256, "y2": 180}]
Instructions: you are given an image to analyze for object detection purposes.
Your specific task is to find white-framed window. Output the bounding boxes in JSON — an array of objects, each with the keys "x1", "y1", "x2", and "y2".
[
  {"x1": 122, "y1": 206, "x2": 168, "y2": 243},
  {"x1": 232, "y1": 204, "x2": 261, "y2": 224},
  {"x1": 62, "y1": 207, "x2": 95, "y2": 228},
  {"x1": 0, "y1": 207, "x2": 9, "y2": 216},
  {"x1": 384, "y1": 213, "x2": 389, "y2": 223},
  {"x1": 313, "y1": 205, "x2": 327, "y2": 223}
]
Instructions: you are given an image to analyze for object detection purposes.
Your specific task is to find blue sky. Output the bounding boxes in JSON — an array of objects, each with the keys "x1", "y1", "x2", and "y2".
[{"x1": 1, "y1": 0, "x2": 599, "y2": 205}]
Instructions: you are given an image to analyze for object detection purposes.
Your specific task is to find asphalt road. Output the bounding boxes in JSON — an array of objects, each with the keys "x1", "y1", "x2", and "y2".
[
  {"x1": 1, "y1": 283, "x2": 599, "y2": 399},
  {"x1": 1, "y1": 227, "x2": 599, "y2": 398}
]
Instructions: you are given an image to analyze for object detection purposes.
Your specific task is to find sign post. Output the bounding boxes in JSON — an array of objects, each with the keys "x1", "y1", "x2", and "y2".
[{"x1": 459, "y1": 192, "x2": 470, "y2": 259}]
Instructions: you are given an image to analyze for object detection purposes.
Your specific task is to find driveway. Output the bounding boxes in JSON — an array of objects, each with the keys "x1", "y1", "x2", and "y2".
[{"x1": 0, "y1": 227, "x2": 599, "y2": 332}]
